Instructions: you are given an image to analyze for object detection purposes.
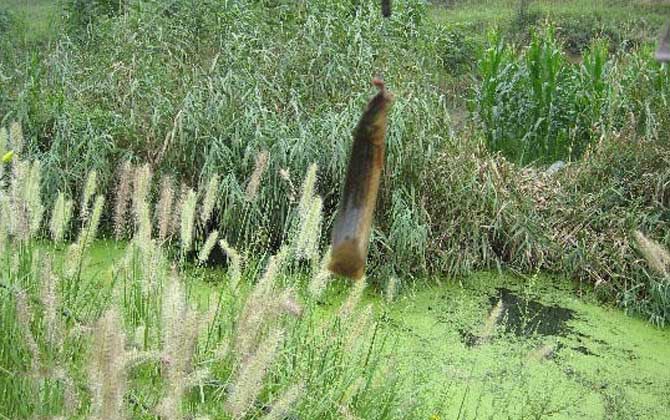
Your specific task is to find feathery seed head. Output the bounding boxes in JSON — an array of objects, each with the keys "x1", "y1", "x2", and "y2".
[
  {"x1": 88, "y1": 308, "x2": 128, "y2": 420},
  {"x1": 15, "y1": 289, "x2": 41, "y2": 376},
  {"x1": 26, "y1": 160, "x2": 44, "y2": 236},
  {"x1": 198, "y1": 230, "x2": 219, "y2": 263},
  {"x1": 634, "y1": 230, "x2": 670, "y2": 277},
  {"x1": 261, "y1": 384, "x2": 304, "y2": 420},
  {"x1": 297, "y1": 163, "x2": 318, "y2": 218},
  {"x1": 171, "y1": 183, "x2": 190, "y2": 237},
  {"x1": 9, "y1": 121, "x2": 23, "y2": 154},
  {"x1": 40, "y1": 259, "x2": 62, "y2": 349},
  {"x1": 156, "y1": 175, "x2": 175, "y2": 243},
  {"x1": 219, "y1": 238, "x2": 243, "y2": 292},
  {"x1": 385, "y1": 277, "x2": 399, "y2": 304},
  {"x1": 0, "y1": 126, "x2": 7, "y2": 153},
  {"x1": 81, "y1": 170, "x2": 98, "y2": 221},
  {"x1": 50, "y1": 192, "x2": 73, "y2": 242},
  {"x1": 226, "y1": 328, "x2": 284, "y2": 419},
  {"x1": 133, "y1": 164, "x2": 153, "y2": 242},
  {"x1": 339, "y1": 278, "x2": 367, "y2": 321},
  {"x1": 200, "y1": 174, "x2": 219, "y2": 226},
  {"x1": 179, "y1": 189, "x2": 197, "y2": 253},
  {"x1": 245, "y1": 150, "x2": 270, "y2": 202},
  {"x1": 308, "y1": 249, "x2": 332, "y2": 300},
  {"x1": 295, "y1": 195, "x2": 322, "y2": 261}
]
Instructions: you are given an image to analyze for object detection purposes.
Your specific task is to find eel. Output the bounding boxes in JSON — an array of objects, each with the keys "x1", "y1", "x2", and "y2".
[{"x1": 328, "y1": 78, "x2": 393, "y2": 280}]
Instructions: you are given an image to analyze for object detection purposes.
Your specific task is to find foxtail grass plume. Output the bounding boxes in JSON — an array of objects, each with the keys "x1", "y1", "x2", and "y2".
[
  {"x1": 171, "y1": 183, "x2": 190, "y2": 237},
  {"x1": 297, "y1": 163, "x2": 317, "y2": 217},
  {"x1": 634, "y1": 230, "x2": 670, "y2": 277},
  {"x1": 308, "y1": 249, "x2": 332, "y2": 300},
  {"x1": 198, "y1": 230, "x2": 219, "y2": 263},
  {"x1": 88, "y1": 308, "x2": 128, "y2": 420},
  {"x1": 40, "y1": 259, "x2": 63, "y2": 349},
  {"x1": 219, "y1": 238, "x2": 243, "y2": 292},
  {"x1": 133, "y1": 164, "x2": 153, "y2": 243},
  {"x1": 0, "y1": 197, "x2": 8, "y2": 255},
  {"x1": 156, "y1": 175, "x2": 175, "y2": 242},
  {"x1": 180, "y1": 188, "x2": 197, "y2": 253},
  {"x1": 225, "y1": 328, "x2": 284, "y2": 419},
  {"x1": 67, "y1": 195, "x2": 105, "y2": 276},
  {"x1": 113, "y1": 162, "x2": 133, "y2": 239},
  {"x1": 0, "y1": 126, "x2": 7, "y2": 154},
  {"x1": 83, "y1": 195, "x2": 105, "y2": 249},
  {"x1": 50, "y1": 192, "x2": 73, "y2": 242},
  {"x1": 26, "y1": 160, "x2": 44, "y2": 236},
  {"x1": 158, "y1": 269, "x2": 202, "y2": 420},
  {"x1": 10, "y1": 160, "x2": 30, "y2": 240},
  {"x1": 9, "y1": 121, "x2": 23, "y2": 154},
  {"x1": 235, "y1": 252, "x2": 287, "y2": 358},
  {"x1": 344, "y1": 303, "x2": 373, "y2": 352},
  {"x1": 245, "y1": 150, "x2": 269, "y2": 202},
  {"x1": 80, "y1": 170, "x2": 98, "y2": 221},
  {"x1": 278, "y1": 168, "x2": 296, "y2": 202},
  {"x1": 295, "y1": 196, "x2": 322, "y2": 261},
  {"x1": 261, "y1": 383, "x2": 304, "y2": 420},
  {"x1": 15, "y1": 289, "x2": 41, "y2": 377},
  {"x1": 133, "y1": 163, "x2": 152, "y2": 219},
  {"x1": 278, "y1": 288, "x2": 303, "y2": 318},
  {"x1": 200, "y1": 174, "x2": 219, "y2": 226}
]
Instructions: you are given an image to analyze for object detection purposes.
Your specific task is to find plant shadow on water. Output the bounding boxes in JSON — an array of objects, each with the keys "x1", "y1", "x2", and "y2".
[{"x1": 459, "y1": 287, "x2": 582, "y2": 350}]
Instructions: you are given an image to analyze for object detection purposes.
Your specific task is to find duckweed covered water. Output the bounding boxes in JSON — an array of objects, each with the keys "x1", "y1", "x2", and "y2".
[{"x1": 378, "y1": 272, "x2": 670, "y2": 419}]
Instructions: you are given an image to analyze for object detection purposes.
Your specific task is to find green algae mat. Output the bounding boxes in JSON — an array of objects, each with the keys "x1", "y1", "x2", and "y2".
[{"x1": 378, "y1": 273, "x2": 670, "y2": 419}]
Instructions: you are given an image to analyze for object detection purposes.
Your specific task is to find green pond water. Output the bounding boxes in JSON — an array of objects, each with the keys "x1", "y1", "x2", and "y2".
[
  {"x1": 369, "y1": 273, "x2": 670, "y2": 419},
  {"x1": 77, "y1": 243, "x2": 670, "y2": 419}
]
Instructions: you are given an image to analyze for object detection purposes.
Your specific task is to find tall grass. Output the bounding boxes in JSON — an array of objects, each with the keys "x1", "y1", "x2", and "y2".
[
  {"x1": 0, "y1": 152, "x2": 420, "y2": 418},
  {"x1": 2, "y1": 0, "x2": 446, "y2": 277}
]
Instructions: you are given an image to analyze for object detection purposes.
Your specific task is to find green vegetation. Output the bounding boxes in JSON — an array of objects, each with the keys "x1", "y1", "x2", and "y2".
[
  {"x1": 1, "y1": 0, "x2": 58, "y2": 43},
  {"x1": 0, "y1": 0, "x2": 669, "y2": 417},
  {"x1": 1, "y1": 150, "x2": 668, "y2": 418},
  {"x1": 0, "y1": 0, "x2": 667, "y2": 320},
  {"x1": 0, "y1": 150, "x2": 415, "y2": 418}
]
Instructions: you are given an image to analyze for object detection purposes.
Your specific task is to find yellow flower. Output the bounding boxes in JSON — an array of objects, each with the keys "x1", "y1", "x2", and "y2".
[
  {"x1": 429, "y1": 415, "x2": 441, "y2": 420},
  {"x1": 2, "y1": 150, "x2": 14, "y2": 163}
]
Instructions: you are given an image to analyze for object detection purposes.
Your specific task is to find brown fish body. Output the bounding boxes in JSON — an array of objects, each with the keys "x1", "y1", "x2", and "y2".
[{"x1": 328, "y1": 79, "x2": 393, "y2": 279}]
